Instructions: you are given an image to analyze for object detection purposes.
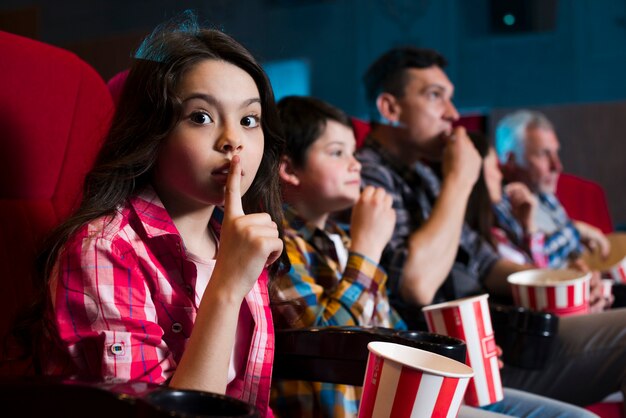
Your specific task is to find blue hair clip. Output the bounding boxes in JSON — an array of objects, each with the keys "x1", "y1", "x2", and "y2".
[{"x1": 134, "y1": 9, "x2": 201, "y2": 62}]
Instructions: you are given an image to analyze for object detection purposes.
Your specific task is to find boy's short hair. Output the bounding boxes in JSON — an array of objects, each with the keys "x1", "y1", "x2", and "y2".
[{"x1": 277, "y1": 96, "x2": 352, "y2": 168}]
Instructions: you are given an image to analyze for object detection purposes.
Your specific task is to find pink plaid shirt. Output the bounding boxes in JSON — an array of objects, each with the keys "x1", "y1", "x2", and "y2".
[{"x1": 46, "y1": 188, "x2": 275, "y2": 417}]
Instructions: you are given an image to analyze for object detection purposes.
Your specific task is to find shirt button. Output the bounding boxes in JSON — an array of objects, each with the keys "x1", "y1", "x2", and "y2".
[
  {"x1": 185, "y1": 284, "x2": 194, "y2": 296},
  {"x1": 171, "y1": 323, "x2": 183, "y2": 333},
  {"x1": 110, "y1": 342, "x2": 125, "y2": 356}
]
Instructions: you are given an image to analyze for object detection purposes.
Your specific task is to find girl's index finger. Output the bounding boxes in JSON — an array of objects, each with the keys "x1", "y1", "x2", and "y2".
[{"x1": 224, "y1": 155, "x2": 245, "y2": 219}]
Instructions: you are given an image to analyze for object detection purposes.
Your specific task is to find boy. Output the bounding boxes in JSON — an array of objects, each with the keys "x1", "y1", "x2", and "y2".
[{"x1": 270, "y1": 96, "x2": 404, "y2": 418}]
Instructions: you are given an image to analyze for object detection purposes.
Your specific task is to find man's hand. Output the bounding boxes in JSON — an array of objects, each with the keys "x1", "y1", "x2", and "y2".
[
  {"x1": 569, "y1": 258, "x2": 607, "y2": 312},
  {"x1": 441, "y1": 126, "x2": 482, "y2": 194},
  {"x1": 574, "y1": 220, "x2": 610, "y2": 259}
]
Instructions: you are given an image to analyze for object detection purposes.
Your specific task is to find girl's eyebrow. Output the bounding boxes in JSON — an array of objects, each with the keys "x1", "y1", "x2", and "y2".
[
  {"x1": 181, "y1": 93, "x2": 261, "y2": 109},
  {"x1": 241, "y1": 97, "x2": 261, "y2": 108}
]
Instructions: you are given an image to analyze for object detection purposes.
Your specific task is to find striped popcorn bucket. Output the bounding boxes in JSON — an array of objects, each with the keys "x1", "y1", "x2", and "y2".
[
  {"x1": 358, "y1": 342, "x2": 473, "y2": 418},
  {"x1": 507, "y1": 269, "x2": 591, "y2": 317},
  {"x1": 422, "y1": 294, "x2": 504, "y2": 407},
  {"x1": 602, "y1": 278, "x2": 614, "y2": 300}
]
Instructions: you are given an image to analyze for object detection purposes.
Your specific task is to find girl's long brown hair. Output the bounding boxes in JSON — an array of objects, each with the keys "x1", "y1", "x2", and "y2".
[{"x1": 465, "y1": 131, "x2": 497, "y2": 248}]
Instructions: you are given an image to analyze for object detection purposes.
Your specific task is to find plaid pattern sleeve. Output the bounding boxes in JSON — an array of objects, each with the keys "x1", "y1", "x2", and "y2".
[
  {"x1": 270, "y1": 210, "x2": 405, "y2": 418},
  {"x1": 493, "y1": 199, "x2": 525, "y2": 244},
  {"x1": 495, "y1": 194, "x2": 582, "y2": 268},
  {"x1": 537, "y1": 194, "x2": 583, "y2": 268},
  {"x1": 493, "y1": 199, "x2": 548, "y2": 267},
  {"x1": 49, "y1": 215, "x2": 177, "y2": 383},
  {"x1": 356, "y1": 138, "x2": 497, "y2": 323},
  {"x1": 274, "y1": 224, "x2": 400, "y2": 329},
  {"x1": 271, "y1": 381, "x2": 361, "y2": 418},
  {"x1": 354, "y1": 147, "x2": 411, "y2": 307}
]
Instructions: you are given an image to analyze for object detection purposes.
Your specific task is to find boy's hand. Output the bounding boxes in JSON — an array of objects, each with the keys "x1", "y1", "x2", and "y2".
[{"x1": 350, "y1": 186, "x2": 396, "y2": 263}]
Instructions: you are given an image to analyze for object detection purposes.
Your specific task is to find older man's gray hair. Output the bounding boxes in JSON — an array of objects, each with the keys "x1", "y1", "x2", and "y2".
[{"x1": 494, "y1": 110, "x2": 554, "y2": 166}]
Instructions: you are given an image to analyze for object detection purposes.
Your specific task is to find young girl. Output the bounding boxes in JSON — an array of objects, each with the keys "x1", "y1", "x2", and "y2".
[{"x1": 39, "y1": 15, "x2": 285, "y2": 417}]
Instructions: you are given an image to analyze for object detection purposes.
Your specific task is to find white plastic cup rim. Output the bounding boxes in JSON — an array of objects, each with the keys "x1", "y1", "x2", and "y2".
[
  {"x1": 421, "y1": 293, "x2": 489, "y2": 313},
  {"x1": 507, "y1": 269, "x2": 591, "y2": 288},
  {"x1": 602, "y1": 279, "x2": 614, "y2": 293},
  {"x1": 367, "y1": 341, "x2": 474, "y2": 379}
]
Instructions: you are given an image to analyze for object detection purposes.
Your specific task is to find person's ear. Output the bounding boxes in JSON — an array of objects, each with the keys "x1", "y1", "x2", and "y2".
[
  {"x1": 500, "y1": 152, "x2": 521, "y2": 181},
  {"x1": 376, "y1": 93, "x2": 401, "y2": 125},
  {"x1": 279, "y1": 156, "x2": 300, "y2": 186}
]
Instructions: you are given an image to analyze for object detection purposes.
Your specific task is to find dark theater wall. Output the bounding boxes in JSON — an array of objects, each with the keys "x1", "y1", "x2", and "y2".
[
  {"x1": 4, "y1": 0, "x2": 626, "y2": 115},
  {"x1": 1, "y1": 0, "x2": 626, "y2": 225}
]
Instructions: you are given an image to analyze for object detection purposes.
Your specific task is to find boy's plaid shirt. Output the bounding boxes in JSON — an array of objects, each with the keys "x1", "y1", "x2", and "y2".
[{"x1": 271, "y1": 206, "x2": 405, "y2": 418}]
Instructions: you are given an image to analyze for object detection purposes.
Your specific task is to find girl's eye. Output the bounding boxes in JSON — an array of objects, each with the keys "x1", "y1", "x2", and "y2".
[
  {"x1": 330, "y1": 149, "x2": 344, "y2": 157},
  {"x1": 189, "y1": 111, "x2": 212, "y2": 125},
  {"x1": 241, "y1": 115, "x2": 260, "y2": 128}
]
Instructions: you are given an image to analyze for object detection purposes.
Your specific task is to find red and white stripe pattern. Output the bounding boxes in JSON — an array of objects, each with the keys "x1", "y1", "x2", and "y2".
[
  {"x1": 510, "y1": 280, "x2": 590, "y2": 316},
  {"x1": 358, "y1": 351, "x2": 470, "y2": 418},
  {"x1": 601, "y1": 279, "x2": 614, "y2": 300},
  {"x1": 423, "y1": 295, "x2": 503, "y2": 407},
  {"x1": 608, "y1": 258, "x2": 626, "y2": 283}
]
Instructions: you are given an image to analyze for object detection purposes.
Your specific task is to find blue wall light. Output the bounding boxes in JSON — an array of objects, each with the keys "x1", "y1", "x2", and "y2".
[
  {"x1": 503, "y1": 13, "x2": 516, "y2": 26},
  {"x1": 262, "y1": 59, "x2": 311, "y2": 101}
]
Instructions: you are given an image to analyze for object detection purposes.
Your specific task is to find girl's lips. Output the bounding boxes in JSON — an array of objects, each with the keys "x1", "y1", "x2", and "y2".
[
  {"x1": 211, "y1": 161, "x2": 245, "y2": 184},
  {"x1": 212, "y1": 162, "x2": 231, "y2": 175}
]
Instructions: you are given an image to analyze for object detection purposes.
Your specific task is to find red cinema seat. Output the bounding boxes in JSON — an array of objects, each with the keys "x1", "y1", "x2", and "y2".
[
  {"x1": 0, "y1": 31, "x2": 114, "y2": 373},
  {"x1": 107, "y1": 68, "x2": 129, "y2": 107},
  {"x1": 556, "y1": 172, "x2": 613, "y2": 234}
]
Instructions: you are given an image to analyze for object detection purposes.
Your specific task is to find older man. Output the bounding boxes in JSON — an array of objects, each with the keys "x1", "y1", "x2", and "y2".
[
  {"x1": 356, "y1": 46, "x2": 626, "y2": 415},
  {"x1": 494, "y1": 110, "x2": 610, "y2": 268}
]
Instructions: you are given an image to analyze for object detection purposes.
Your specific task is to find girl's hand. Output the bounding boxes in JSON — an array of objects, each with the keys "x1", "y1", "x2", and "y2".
[
  {"x1": 504, "y1": 182, "x2": 537, "y2": 233},
  {"x1": 349, "y1": 186, "x2": 396, "y2": 263},
  {"x1": 212, "y1": 156, "x2": 284, "y2": 299}
]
